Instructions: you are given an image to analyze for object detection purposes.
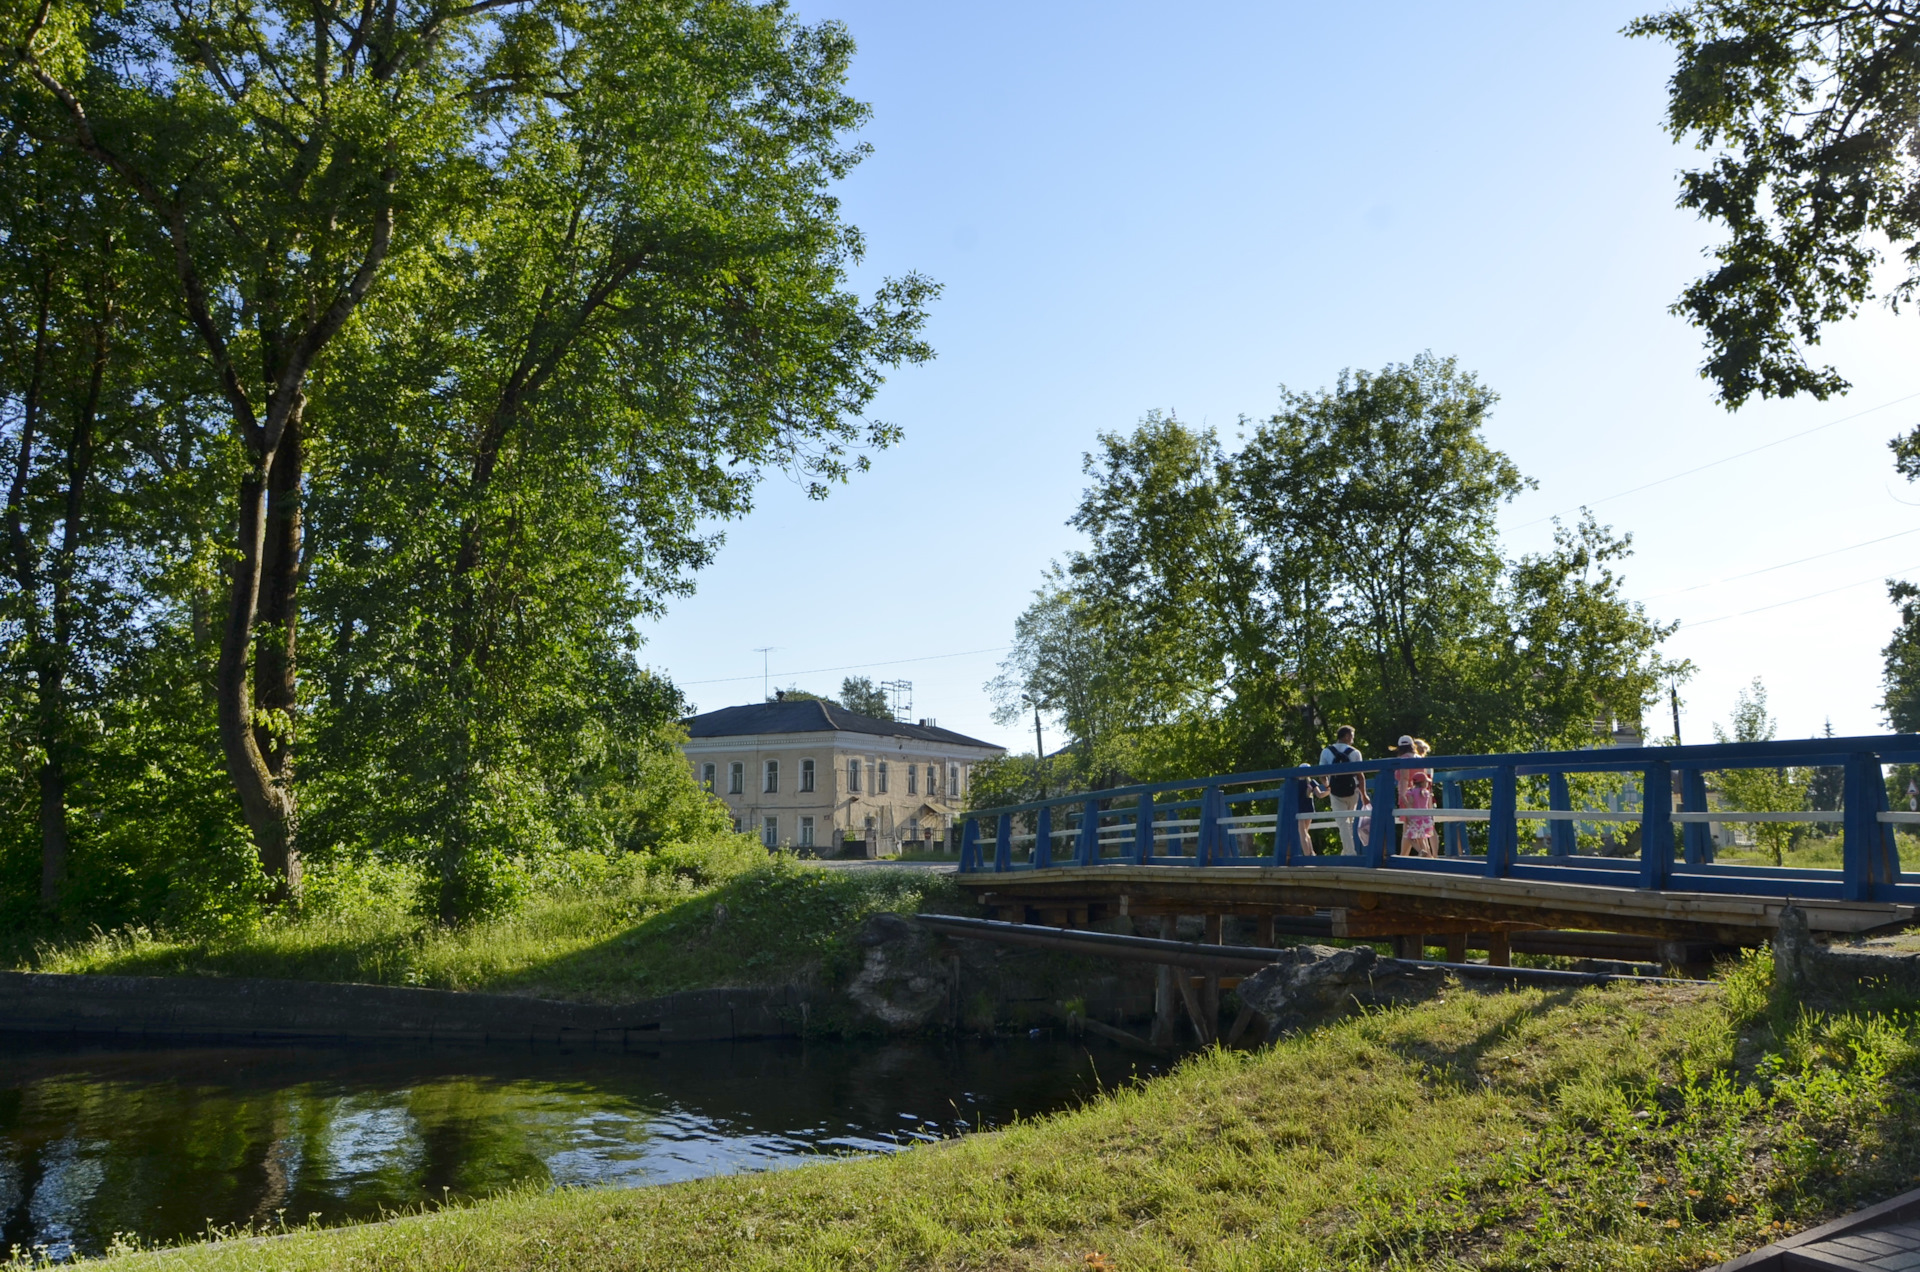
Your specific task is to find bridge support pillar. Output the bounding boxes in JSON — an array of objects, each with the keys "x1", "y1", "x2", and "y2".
[
  {"x1": 1151, "y1": 916, "x2": 1178, "y2": 1046},
  {"x1": 1486, "y1": 931, "x2": 1511, "y2": 967},
  {"x1": 1202, "y1": 914, "x2": 1222, "y2": 1037},
  {"x1": 1445, "y1": 933, "x2": 1467, "y2": 962}
]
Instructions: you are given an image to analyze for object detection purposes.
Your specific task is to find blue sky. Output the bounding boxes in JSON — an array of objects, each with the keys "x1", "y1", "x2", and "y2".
[{"x1": 641, "y1": 1, "x2": 1920, "y2": 753}]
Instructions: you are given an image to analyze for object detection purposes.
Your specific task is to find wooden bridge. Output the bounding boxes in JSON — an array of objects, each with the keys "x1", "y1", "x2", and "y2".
[{"x1": 954, "y1": 734, "x2": 1920, "y2": 966}]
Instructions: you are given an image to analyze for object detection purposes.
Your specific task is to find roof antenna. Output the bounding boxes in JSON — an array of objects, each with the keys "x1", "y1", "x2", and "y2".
[{"x1": 753, "y1": 647, "x2": 776, "y2": 702}]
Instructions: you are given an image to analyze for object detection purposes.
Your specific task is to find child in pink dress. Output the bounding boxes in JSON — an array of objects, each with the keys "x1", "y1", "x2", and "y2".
[{"x1": 1401, "y1": 770, "x2": 1438, "y2": 856}]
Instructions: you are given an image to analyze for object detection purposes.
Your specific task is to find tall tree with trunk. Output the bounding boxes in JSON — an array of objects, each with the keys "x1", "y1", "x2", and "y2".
[{"x1": 4, "y1": 0, "x2": 932, "y2": 909}]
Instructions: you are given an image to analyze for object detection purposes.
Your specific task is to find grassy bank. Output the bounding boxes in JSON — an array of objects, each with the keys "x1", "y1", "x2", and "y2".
[
  {"x1": 66, "y1": 956, "x2": 1920, "y2": 1272},
  {"x1": 12, "y1": 848, "x2": 966, "y2": 1003}
]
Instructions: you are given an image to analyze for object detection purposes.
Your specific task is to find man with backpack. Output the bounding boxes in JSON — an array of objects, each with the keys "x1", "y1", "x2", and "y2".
[{"x1": 1319, "y1": 726, "x2": 1367, "y2": 854}]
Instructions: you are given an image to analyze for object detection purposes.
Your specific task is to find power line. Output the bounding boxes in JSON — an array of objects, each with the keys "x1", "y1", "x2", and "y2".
[
  {"x1": 1644, "y1": 526, "x2": 1920, "y2": 600},
  {"x1": 1511, "y1": 390, "x2": 1920, "y2": 531},
  {"x1": 679, "y1": 644, "x2": 1012, "y2": 688},
  {"x1": 1676, "y1": 562, "x2": 1920, "y2": 630}
]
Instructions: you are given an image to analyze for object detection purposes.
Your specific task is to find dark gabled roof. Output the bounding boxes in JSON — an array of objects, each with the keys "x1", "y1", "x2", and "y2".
[{"x1": 683, "y1": 700, "x2": 1003, "y2": 751}]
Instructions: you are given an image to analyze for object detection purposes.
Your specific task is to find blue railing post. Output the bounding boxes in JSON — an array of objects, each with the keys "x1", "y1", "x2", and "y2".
[
  {"x1": 1547, "y1": 771, "x2": 1576, "y2": 858},
  {"x1": 1637, "y1": 758, "x2": 1674, "y2": 889},
  {"x1": 1441, "y1": 779, "x2": 1466, "y2": 856},
  {"x1": 1196, "y1": 786, "x2": 1219, "y2": 866},
  {"x1": 1033, "y1": 804, "x2": 1053, "y2": 870},
  {"x1": 1486, "y1": 765, "x2": 1516, "y2": 877},
  {"x1": 1134, "y1": 795, "x2": 1154, "y2": 864},
  {"x1": 994, "y1": 812, "x2": 1012, "y2": 873},
  {"x1": 1841, "y1": 753, "x2": 1900, "y2": 901},
  {"x1": 1077, "y1": 798, "x2": 1099, "y2": 866},
  {"x1": 1272, "y1": 777, "x2": 1302, "y2": 865},
  {"x1": 1679, "y1": 767, "x2": 1712, "y2": 865},
  {"x1": 1364, "y1": 770, "x2": 1395, "y2": 866},
  {"x1": 960, "y1": 817, "x2": 980, "y2": 872}
]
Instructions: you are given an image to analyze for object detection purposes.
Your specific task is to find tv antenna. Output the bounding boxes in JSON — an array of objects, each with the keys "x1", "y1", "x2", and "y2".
[
  {"x1": 880, "y1": 679, "x2": 913, "y2": 718},
  {"x1": 753, "y1": 647, "x2": 777, "y2": 701}
]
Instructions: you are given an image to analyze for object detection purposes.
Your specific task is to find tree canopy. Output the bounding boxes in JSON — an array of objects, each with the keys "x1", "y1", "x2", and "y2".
[
  {"x1": 0, "y1": 0, "x2": 933, "y2": 926},
  {"x1": 990, "y1": 356, "x2": 1684, "y2": 787},
  {"x1": 1629, "y1": 0, "x2": 1920, "y2": 407}
]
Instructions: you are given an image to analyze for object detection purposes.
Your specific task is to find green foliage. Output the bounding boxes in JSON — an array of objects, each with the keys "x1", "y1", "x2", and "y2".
[
  {"x1": 1713, "y1": 678, "x2": 1808, "y2": 866},
  {"x1": 0, "y1": 0, "x2": 935, "y2": 928},
  {"x1": 1627, "y1": 2, "x2": 1920, "y2": 406},
  {"x1": 837, "y1": 676, "x2": 895, "y2": 720},
  {"x1": 25, "y1": 850, "x2": 961, "y2": 1003},
  {"x1": 992, "y1": 355, "x2": 1685, "y2": 780}
]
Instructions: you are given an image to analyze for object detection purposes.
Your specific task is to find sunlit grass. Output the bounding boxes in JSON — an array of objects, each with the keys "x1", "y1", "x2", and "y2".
[
  {"x1": 17, "y1": 849, "x2": 967, "y2": 1003},
  {"x1": 65, "y1": 956, "x2": 1920, "y2": 1272}
]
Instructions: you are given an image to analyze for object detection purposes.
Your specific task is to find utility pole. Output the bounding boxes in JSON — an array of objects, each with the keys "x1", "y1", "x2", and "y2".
[
  {"x1": 1670, "y1": 681, "x2": 1683, "y2": 746},
  {"x1": 1024, "y1": 694, "x2": 1046, "y2": 799},
  {"x1": 754, "y1": 647, "x2": 776, "y2": 702}
]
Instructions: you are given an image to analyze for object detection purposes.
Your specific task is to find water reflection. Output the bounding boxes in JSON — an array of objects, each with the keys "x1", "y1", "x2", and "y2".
[{"x1": 0, "y1": 1032, "x2": 1148, "y2": 1259}]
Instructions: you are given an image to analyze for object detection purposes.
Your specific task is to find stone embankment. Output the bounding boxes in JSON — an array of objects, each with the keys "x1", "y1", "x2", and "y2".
[{"x1": 0, "y1": 912, "x2": 1157, "y2": 1045}]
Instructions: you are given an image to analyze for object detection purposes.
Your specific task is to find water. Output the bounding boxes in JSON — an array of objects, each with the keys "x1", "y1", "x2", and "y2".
[{"x1": 0, "y1": 1032, "x2": 1151, "y2": 1260}]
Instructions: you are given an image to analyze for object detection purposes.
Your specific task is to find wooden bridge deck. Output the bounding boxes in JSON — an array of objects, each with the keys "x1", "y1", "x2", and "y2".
[{"x1": 957, "y1": 864, "x2": 1914, "y2": 946}]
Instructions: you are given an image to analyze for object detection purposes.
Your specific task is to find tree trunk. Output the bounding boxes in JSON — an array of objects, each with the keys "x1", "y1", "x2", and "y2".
[
  {"x1": 217, "y1": 424, "x2": 302, "y2": 904},
  {"x1": 252, "y1": 413, "x2": 302, "y2": 780}
]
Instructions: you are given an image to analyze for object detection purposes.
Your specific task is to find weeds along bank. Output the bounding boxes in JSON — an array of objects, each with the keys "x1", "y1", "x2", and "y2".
[
  {"x1": 13, "y1": 839, "x2": 964, "y2": 1007},
  {"x1": 48, "y1": 956, "x2": 1920, "y2": 1272}
]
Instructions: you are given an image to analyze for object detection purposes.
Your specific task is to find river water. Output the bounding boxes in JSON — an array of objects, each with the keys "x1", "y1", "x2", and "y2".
[{"x1": 0, "y1": 1032, "x2": 1153, "y2": 1260}]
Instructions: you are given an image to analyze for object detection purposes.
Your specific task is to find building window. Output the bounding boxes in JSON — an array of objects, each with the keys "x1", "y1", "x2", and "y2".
[
  {"x1": 867, "y1": 762, "x2": 876, "y2": 794},
  {"x1": 728, "y1": 762, "x2": 744, "y2": 795},
  {"x1": 908, "y1": 815, "x2": 920, "y2": 841},
  {"x1": 800, "y1": 759, "x2": 815, "y2": 793},
  {"x1": 731, "y1": 817, "x2": 741, "y2": 832},
  {"x1": 926, "y1": 765, "x2": 937, "y2": 797},
  {"x1": 763, "y1": 815, "x2": 778, "y2": 848},
  {"x1": 764, "y1": 759, "x2": 779, "y2": 793},
  {"x1": 800, "y1": 816, "x2": 815, "y2": 848},
  {"x1": 701, "y1": 763, "x2": 716, "y2": 791},
  {"x1": 906, "y1": 765, "x2": 917, "y2": 795},
  {"x1": 877, "y1": 761, "x2": 889, "y2": 794},
  {"x1": 847, "y1": 758, "x2": 861, "y2": 793},
  {"x1": 949, "y1": 764, "x2": 961, "y2": 798}
]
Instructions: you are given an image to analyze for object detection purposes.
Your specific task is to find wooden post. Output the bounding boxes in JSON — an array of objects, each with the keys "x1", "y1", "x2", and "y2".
[
  {"x1": 1151, "y1": 915, "x2": 1177, "y2": 1046},
  {"x1": 1487, "y1": 931, "x2": 1511, "y2": 967},
  {"x1": 1445, "y1": 933, "x2": 1467, "y2": 962},
  {"x1": 1258, "y1": 912, "x2": 1277, "y2": 949},
  {"x1": 1202, "y1": 914, "x2": 1222, "y2": 1036}
]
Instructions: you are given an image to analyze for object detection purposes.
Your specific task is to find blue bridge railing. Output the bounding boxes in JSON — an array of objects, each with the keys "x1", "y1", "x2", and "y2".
[{"x1": 956, "y1": 734, "x2": 1920, "y2": 905}]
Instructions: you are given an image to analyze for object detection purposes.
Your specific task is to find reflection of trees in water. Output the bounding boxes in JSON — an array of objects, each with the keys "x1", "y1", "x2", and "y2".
[{"x1": 0, "y1": 1036, "x2": 1140, "y2": 1256}]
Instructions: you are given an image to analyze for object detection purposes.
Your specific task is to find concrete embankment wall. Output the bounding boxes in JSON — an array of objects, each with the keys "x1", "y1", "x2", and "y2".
[{"x1": 0, "y1": 971, "x2": 819, "y2": 1045}]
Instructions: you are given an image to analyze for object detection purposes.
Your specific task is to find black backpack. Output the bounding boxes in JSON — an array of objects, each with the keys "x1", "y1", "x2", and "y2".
[{"x1": 1327, "y1": 744, "x2": 1360, "y2": 797}]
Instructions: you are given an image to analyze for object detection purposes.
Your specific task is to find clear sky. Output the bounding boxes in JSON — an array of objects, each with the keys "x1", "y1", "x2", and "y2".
[{"x1": 641, "y1": 0, "x2": 1920, "y2": 754}]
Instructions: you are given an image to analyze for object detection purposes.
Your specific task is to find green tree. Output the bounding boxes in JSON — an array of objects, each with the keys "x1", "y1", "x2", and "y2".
[
  {"x1": 4, "y1": 0, "x2": 934, "y2": 918},
  {"x1": 1806, "y1": 717, "x2": 1845, "y2": 814},
  {"x1": 1628, "y1": 1, "x2": 1920, "y2": 406},
  {"x1": 1713, "y1": 677, "x2": 1807, "y2": 866},
  {"x1": 837, "y1": 677, "x2": 894, "y2": 720},
  {"x1": 993, "y1": 357, "x2": 1683, "y2": 784}
]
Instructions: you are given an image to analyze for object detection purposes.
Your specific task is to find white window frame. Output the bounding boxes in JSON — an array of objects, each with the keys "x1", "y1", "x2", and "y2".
[
  {"x1": 949, "y1": 764, "x2": 961, "y2": 798},
  {"x1": 800, "y1": 759, "x2": 815, "y2": 793},
  {"x1": 906, "y1": 765, "x2": 917, "y2": 795},
  {"x1": 877, "y1": 761, "x2": 889, "y2": 794},
  {"x1": 799, "y1": 816, "x2": 815, "y2": 848},
  {"x1": 701, "y1": 763, "x2": 716, "y2": 791},
  {"x1": 764, "y1": 759, "x2": 779, "y2": 794},
  {"x1": 763, "y1": 815, "x2": 778, "y2": 848},
  {"x1": 728, "y1": 762, "x2": 744, "y2": 795},
  {"x1": 847, "y1": 758, "x2": 861, "y2": 793}
]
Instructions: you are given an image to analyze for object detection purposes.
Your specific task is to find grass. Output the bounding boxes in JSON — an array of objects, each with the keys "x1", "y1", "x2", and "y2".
[
  {"x1": 48, "y1": 952, "x2": 1920, "y2": 1272},
  {"x1": 14, "y1": 850, "x2": 969, "y2": 1004}
]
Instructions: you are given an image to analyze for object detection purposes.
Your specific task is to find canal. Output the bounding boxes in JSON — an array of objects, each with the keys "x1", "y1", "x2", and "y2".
[{"x1": 0, "y1": 1032, "x2": 1154, "y2": 1260}]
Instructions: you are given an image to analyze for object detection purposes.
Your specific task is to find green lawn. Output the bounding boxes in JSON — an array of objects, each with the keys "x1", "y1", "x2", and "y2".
[
  {"x1": 16, "y1": 853, "x2": 968, "y2": 1003},
  {"x1": 65, "y1": 953, "x2": 1920, "y2": 1272}
]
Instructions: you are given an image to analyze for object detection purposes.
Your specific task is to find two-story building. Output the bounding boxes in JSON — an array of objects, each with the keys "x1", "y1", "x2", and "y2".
[{"x1": 681, "y1": 699, "x2": 1005, "y2": 856}]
